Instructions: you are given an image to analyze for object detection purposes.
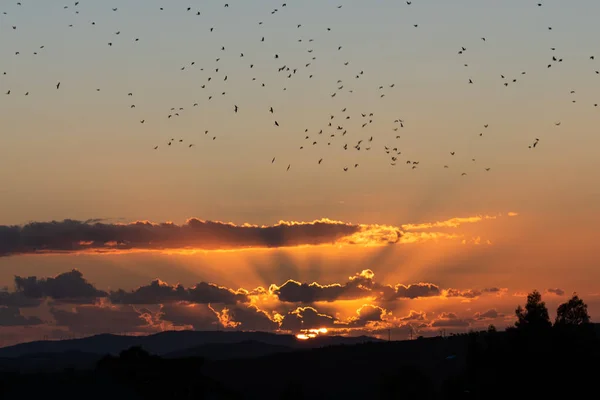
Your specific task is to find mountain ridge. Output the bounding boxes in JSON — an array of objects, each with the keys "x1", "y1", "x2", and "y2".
[{"x1": 0, "y1": 330, "x2": 382, "y2": 360}]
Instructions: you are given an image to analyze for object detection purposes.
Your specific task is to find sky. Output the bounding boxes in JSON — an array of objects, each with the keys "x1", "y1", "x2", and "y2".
[{"x1": 1, "y1": 0, "x2": 599, "y2": 347}]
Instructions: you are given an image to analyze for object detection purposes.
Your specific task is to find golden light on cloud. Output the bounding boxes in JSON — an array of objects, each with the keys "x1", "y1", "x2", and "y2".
[
  {"x1": 401, "y1": 214, "x2": 500, "y2": 231},
  {"x1": 0, "y1": 265, "x2": 525, "y2": 347},
  {"x1": 295, "y1": 327, "x2": 329, "y2": 340},
  {"x1": 398, "y1": 232, "x2": 463, "y2": 244},
  {"x1": 208, "y1": 304, "x2": 241, "y2": 329},
  {"x1": 0, "y1": 213, "x2": 517, "y2": 257}
]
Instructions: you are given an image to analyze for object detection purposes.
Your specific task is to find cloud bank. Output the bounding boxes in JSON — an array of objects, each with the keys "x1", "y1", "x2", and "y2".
[
  {"x1": 270, "y1": 269, "x2": 500, "y2": 303},
  {"x1": 0, "y1": 213, "x2": 512, "y2": 256},
  {"x1": 0, "y1": 269, "x2": 515, "y2": 345}
]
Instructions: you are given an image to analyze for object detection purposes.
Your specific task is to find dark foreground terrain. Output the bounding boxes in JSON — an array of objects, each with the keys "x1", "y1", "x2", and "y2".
[
  {"x1": 0, "y1": 323, "x2": 599, "y2": 400},
  {"x1": 0, "y1": 331, "x2": 380, "y2": 372}
]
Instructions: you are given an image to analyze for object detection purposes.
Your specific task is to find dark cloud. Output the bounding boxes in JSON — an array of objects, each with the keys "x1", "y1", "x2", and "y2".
[
  {"x1": 400, "y1": 310, "x2": 427, "y2": 321},
  {"x1": 0, "y1": 307, "x2": 43, "y2": 327},
  {"x1": 225, "y1": 305, "x2": 279, "y2": 332},
  {"x1": 271, "y1": 270, "x2": 445, "y2": 303},
  {"x1": 0, "y1": 291, "x2": 42, "y2": 308},
  {"x1": 109, "y1": 280, "x2": 188, "y2": 304},
  {"x1": 162, "y1": 302, "x2": 374, "y2": 333},
  {"x1": 431, "y1": 312, "x2": 471, "y2": 328},
  {"x1": 280, "y1": 307, "x2": 338, "y2": 331},
  {"x1": 348, "y1": 305, "x2": 388, "y2": 326},
  {"x1": 271, "y1": 270, "x2": 375, "y2": 303},
  {"x1": 0, "y1": 218, "x2": 387, "y2": 256},
  {"x1": 395, "y1": 283, "x2": 441, "y2": 299},
  {"x1": 6, "y1": 271, "x2": 249, "y2": 306},
  {"x1": 50, "y1": 304, "x2": 159, "y2": 335},
  {"x1": 14, "y1": 270, "x2": 107, "y2": 303},
  {"x1": 546, "y1": 288, "x2": 565, "y2": 296},
  {"x1": 152, "y1": 303, "x2": 279, "y2": 332},
  {"x1": 109, "y1": 280, "x2": 248, "y2": 305},
  {"x1": 271, "y1": 280, "x2": 346, "y2": 303},
  {"x1": 158, "y1": 303, "x2": 220, "y2": 331},
  {"x1": 188, "y1": 283, "x2": 248, "y2": 304},
  {"x1": 474, "y1": 309, "x2": 504, "y2": 320},
  {"x1": 5, "y1": 269, "x2": 458, "y2": 311},
  {"x1": 444, "y1": 288, "x2": 482, "y2": 299}
]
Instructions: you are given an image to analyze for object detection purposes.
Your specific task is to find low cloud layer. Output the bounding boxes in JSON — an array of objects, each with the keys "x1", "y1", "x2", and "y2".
[
  {"x1": 546, "y1": 288, "x2": 565, "y2": 296},
  {"x1": 0, "y1": 269, "x2": 516, "y2": 345},
  {"x1": 430, "y1": 312, "x2": 471, "y2": 328},
  {"x1": 110, "y1": 280, "x2": 249, "y2": 305},
  {"x1": 50, "y1": 303, "x2": 164, "y2": 335},
  {"x1": 473, "y1": 309, "x2": 505, "y2": 321},
  {"x1": 15, "y1": 270, "x2": 108, "y2": 304},
  {"x1": 0, "y1": 307, "x2": 43, "y2": 327},
  {"x1": 271, "y1": 269, "x2": 499, "y2": 303},
  {"x1": 2, "y1": 269, "x2": 504, "y2": 308},
  {"x1": 0, "y1": 213, "x2": 511, "y2": 256},
  {"x1": 0, "y1": 218, "x2": 379, "y2": 256}
]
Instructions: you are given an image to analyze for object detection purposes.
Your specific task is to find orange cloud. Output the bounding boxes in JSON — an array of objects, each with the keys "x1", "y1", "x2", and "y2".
[
  {"x1": 0, "y1": 269, "x2": 520, "y2": 342},
  {"x1": 208, "y1": 304, "x2": 241, "y2": 329},
  {"x1": 347, "y1": 304, "x2": 391, "y2": 326},
  {"x1": 0, "y1": 213, "x2": 515, "y2": 256},
  {"x1": 269, "y1": 269, "x2": 502, "y2": 303},
  {"x1": 400, "y1": 310, "x2": 427, "y2": 321},
  {"x1": 401, "y1": 215, "x2": 500, "y2": 230},
  {"x1": 5, "y1": 268, "x2": 508, "y2": 320}
]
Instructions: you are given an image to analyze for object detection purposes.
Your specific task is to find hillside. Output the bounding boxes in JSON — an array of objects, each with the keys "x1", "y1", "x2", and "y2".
[
  {"x1": 1, "y1": 326, "x2": 600, "y2": 399},
  {"x1": 0, "y1": 330, "x2": 382, "y2": 372}
]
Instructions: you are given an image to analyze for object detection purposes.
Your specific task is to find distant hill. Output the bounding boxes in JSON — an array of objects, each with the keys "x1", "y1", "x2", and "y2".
[
  {"x1": 0, "y1": 330, "x2": 382, "y2": 369},
  {"x1": 2, "y1": 326, "x2": 599, "y2": 399},
  {"x1": 0, "y1": 334, "x2": 464, "y2": 399},
  {"x1": 202, "y1": 336, "x2": 469, "y2": 399},
  {"x1": 164, "y1": 340, "x2": 294, "y2": 360},
  {"x1": 0, "y1": 350, "x2": 101, "y2": 373}
]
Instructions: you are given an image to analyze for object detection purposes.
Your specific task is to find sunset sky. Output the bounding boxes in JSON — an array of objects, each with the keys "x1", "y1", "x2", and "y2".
[{"x1": 1, "y1": 1, "x2": 599, "y2": 347}]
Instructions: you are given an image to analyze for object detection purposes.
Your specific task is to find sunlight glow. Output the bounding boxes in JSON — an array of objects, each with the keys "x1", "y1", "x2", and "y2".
[{"x1": 295, "y1": 327, "x2": 329, "y2": 340}]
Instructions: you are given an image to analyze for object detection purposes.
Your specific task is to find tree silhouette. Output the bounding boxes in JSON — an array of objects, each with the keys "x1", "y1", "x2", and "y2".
[
  {"x1": 119, "y1": 346, "x2": 151, "y2": 360},
  {"x1": 487, "y1": 324, "x2": 497, "y2": 333},
  {"x1": 515, "y1": 290, "x2": 551, "y2": 331},
  {"x1": 555, "y1": 293, "x2": 590, "y2": 326}
]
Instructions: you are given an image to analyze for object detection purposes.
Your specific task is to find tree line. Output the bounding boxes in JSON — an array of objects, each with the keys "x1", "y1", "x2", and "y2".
[{"x1": 443, "y1": 290, "x2": 598, "y2": 399}]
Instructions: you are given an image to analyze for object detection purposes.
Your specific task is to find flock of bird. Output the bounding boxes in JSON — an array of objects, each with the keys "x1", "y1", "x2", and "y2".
[{"x1": 1, "y1": 1, "x2": 597, "y2": 175}]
